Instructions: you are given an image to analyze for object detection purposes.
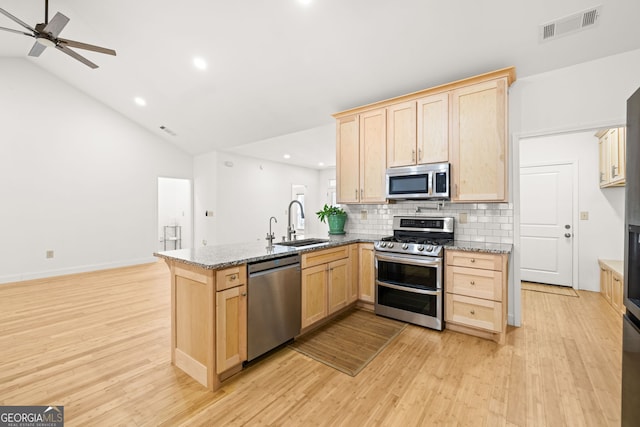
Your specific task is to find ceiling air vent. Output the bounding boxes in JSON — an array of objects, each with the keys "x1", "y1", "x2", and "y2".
[
  {"x1": 539, "y1": 5, "x2": 602, "y2": 42},
  {"x1": 160, "y1": 125, "x2": 177, "y2": 136}
]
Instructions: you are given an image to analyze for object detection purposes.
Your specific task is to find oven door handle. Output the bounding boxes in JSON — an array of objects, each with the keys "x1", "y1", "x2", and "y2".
[
  {"x1": 377, "y1": 280, "x2": 441, "y2": 296},
  {"x1": 374, "y1": 253, "x2": 442, "y2": 267}
]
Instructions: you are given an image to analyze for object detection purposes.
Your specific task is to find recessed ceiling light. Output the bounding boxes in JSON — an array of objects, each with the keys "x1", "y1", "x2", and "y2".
[
  {"x1": 193, "y1": 57, "x2": 207, "y2": 70},
  {"x1": 318, "y1": 162, "x2": 325, "y2": 167},
  {"x1": 134, "y1": 97, "x2": 146, "y2": 106},
  {"x1": 298, "y1": 0, "x2": 312, "y2": 5},
  {"x1": 283, "y1": 154, "x2": 291, "y2": 159}
]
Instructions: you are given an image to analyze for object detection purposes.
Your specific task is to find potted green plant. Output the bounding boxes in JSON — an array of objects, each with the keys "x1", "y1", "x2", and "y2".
[{"x1": 316, "y1": 204, "x2": 347, "y2": 235}]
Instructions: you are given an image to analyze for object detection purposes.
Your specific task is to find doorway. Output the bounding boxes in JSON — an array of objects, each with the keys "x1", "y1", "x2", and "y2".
[
  {"x1": 520, "y1": 163, "x2": 574, "y2": 287},
  {"x1": 158, "y1": 177, "x2": 193, "y2": 251}
]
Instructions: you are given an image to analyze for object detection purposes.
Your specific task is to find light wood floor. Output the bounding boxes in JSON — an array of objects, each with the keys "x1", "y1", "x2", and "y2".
[{"x1": 0, "y1": 262, "x2": 622, "y2": 426}]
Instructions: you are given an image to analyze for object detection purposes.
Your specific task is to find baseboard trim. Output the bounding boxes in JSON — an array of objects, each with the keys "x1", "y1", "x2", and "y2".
[{"x1": 0, "y1": 257, "x2": 158, "y2": 285}]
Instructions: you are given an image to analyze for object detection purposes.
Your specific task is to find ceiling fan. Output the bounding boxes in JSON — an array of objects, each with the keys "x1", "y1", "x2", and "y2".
[{"x1": 0, "y1": 0, "x2": 116, "y2": 69}]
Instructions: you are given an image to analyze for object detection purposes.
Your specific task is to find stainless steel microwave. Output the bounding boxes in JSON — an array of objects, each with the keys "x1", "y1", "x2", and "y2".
[{"x1": 385, "y1": 163, "x2": 450, "y2": 200}]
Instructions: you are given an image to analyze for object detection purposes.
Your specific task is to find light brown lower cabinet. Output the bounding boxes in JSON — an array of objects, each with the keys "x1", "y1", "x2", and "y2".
[
  {"x1": 215, "y1": 281, "x2": 247, "y2": 374},
  {"x1": 167, "y1": 261, "x2": 247, "y2": 391},
  {"x1": 599, "y1": 259, "x2": 624, "y2": 315},
  {"x1": 358, "y1": 243, "x2": 375, "y2": 304},
  {"x1": 445, "y1": 250, "x2": 508, "y2": 344},
  {"x1": 301, "y1": 246, "x2": 351, "y2": 330}
]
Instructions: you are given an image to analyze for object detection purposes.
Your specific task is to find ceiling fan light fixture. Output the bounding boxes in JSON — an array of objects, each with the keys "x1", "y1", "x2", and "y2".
[
  {"x1": 36, "y1": 37, "x2": 56, "y2": 48},
  {"x1": 134, "y1": 97, "x2": 147, "y2": 106}
]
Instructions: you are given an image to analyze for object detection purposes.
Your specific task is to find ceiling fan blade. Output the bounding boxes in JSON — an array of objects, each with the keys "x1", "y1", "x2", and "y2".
[
  {"x1": 57, "y1": 37, "x2": 116, "y2": 56},
  {"x1": 55, "y1": 44, "x2": 98, "y2": 69},
  {"x1": 28, "y1": 41, "x2": 47, "y2": 57},
  {"x1": 42, "y1": 12, "x2": 69, "y2": 38},
  {"x1": 0, "y1": 25, "x2": 34, "y2": 37},
  {"x1": 0, "y1": 8, "x2": 36, "y2": 32}
]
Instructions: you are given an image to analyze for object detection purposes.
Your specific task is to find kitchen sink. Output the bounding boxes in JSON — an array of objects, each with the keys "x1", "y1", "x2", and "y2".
[{"x1": 275, "y1": 238, "x2": 330, "y2": 248}]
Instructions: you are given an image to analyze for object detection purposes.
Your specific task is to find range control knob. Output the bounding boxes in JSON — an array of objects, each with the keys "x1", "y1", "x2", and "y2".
[
  {"x1": 417, "y1": 245, "x2": 424, "y2": 251},
  {"x1": 388, "y1": 243, "x2": 394, "y2": 248},
  {"x1": 402, "y1": 243, "x2": 409, "y2": 250},
  {"x1": 426, "y1": 245, "x2": 433, "y2": 252},
  {"x1": 379, "y1": 242, "x2": 387, "y2": 248}
]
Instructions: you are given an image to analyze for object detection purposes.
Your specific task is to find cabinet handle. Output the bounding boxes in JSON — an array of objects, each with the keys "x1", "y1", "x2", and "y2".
[
  {"x1": 470, "y1": 281, "x2": 475, "y2": 285},
  {"x1": 612, "y1": 165, "x2": 618, "y2": 177},
  {"x1": 355, "y1": 189, "x2": 358, "y2": 199},
  {"x1": 412, "y1": 149, "x2": 416, "y2": 162},
  {"x1": 230, "y1": 274, "x2": 237, "y2": 281},
  {"x1": 241, "y1": 292, "x2": 247, "y2": 297},
  {"x1": 470, "y1": 259, "x2": 475, "y2": 263},
  {"x1": 470, "y1": 310, "x2": 475, "y2": 315},
  {"x1": 360, "y1": 188, "x2": 363, "y2": 199},
  {"x1": 418, "y1": 148, "x2": 423, "y2": 161},
  {"x1": 454, "y1": 183, "x2": 458, "y2": 197}
]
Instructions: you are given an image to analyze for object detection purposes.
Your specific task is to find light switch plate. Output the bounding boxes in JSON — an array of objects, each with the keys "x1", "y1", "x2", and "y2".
[{"x1": 580, "y1": 211, "x2": 589, "y2": 220}]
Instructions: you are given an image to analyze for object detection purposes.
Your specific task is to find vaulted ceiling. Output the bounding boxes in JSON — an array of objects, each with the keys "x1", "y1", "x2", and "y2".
[{"x1": 1, "y1": 0, "x2": 640, "y2": 169}]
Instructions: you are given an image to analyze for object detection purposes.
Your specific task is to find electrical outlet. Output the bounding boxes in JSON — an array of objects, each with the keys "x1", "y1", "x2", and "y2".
[
  {"x1": 361, "y1": 210, "x2": 367, "y2": 220},
  {"x1": 202, "y1": 240, "x2": 207, "y2": 246},
  {"x1": 580, "y1": 211, "x2": 589, "y2": 220},
  {"x1": 46, "y1": 250, "x2": 54, "y2": 259},
  {"x1": 459, "y1": 213, "x2": 468, "y2": 224}
]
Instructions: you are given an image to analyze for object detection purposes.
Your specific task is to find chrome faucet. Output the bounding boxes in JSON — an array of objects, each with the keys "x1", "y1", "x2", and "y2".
[
  {"x1": 266, "y1": 216, "x2": 277, "y2": 247},
  {"x1": 287, "y1": 200, "x2": 305, "y2": 241}
]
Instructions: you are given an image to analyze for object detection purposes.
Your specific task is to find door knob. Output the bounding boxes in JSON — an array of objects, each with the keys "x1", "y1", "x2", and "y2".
[{"x1": 564, "y1": 233, "x2": 572, "y2": 238}]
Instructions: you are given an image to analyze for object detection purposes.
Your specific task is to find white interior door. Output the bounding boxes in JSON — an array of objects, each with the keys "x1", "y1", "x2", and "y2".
[{"x1": 520, "y1": 163, "x2": 573, "y2": 286}]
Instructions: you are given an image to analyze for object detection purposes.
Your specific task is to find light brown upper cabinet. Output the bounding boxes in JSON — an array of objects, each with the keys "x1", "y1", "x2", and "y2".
[
  {"x1": 597, "y1": 127, "x2": 626, "y2": 188},
  {"x1": 334, "y1": 67, "x2": 515, "y2": 204},
  {"x1": 451, "y1": 78, "x2": 508, "y2": 202},
  {"x1": 387, "y1": 93, "x2": 449, "y2": 168},
  {"x1": 336, "y1": 109, "x2": 387, "y2": 204}
]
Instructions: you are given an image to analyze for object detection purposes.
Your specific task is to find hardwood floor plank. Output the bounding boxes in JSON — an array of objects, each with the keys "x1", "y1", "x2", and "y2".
[{"x1": 0, "y1": 262, "x2": 622, "y2": 426}]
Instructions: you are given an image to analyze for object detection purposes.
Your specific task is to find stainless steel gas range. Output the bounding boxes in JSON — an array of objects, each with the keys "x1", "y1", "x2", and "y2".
[{"x1": 374, "y1": 216, "x2": 454, "y2": 331}]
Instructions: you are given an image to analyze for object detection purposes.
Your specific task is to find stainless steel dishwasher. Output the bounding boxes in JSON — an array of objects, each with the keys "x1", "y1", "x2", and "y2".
[{"x1": 247, "y1": 254, "x2": 301, "y2": 361}]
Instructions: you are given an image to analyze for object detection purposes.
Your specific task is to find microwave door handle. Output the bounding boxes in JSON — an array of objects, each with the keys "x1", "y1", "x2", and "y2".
[
  {"x1": 428, "y1": 171, "x2": 433, "y2": 195},
  {"x1": 377, "y1": 281, "x2": 441, "y2": 296}
]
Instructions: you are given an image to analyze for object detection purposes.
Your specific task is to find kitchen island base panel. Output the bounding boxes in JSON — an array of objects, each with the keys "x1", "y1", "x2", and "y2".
[
  {"x1": 445, "y1": 322, "x2": 506, "y2": 345},
  {"x1": 166, "y1": 259, "x2": 221, "y2": 391}
]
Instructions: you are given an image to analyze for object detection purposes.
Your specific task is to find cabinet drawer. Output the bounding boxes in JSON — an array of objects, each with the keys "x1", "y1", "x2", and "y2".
[
  {"x1": 445, "y1": 293, "x2": 502, "y2": 333},
  {"x1": 216, "y1": 265, "x2": 246, "y2": 291},
  {"x1": 446, "y1": 250, "x2": 504, "y2": 271},
  {"x1": 302, "y1": 246, "x2": 349, "y2": 269},
  {"x1": 446, "y1": 266, "x2": 503, "y2": 301}
]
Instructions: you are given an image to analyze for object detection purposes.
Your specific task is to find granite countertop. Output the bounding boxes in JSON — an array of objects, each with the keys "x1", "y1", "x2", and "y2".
[
  {"x1": 154, "y1": 233, "x2": 384, "y2": 270},
  {"x1": 447, "y1": 240, "x2": 513, "y2": 255},
  {"x1": 155, "y1": 234, "x2": 513, "y2": 270}
]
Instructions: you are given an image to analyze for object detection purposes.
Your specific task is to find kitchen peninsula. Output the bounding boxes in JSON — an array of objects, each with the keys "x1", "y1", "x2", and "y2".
[{"x1": 155, "y1": 236, "x2": 511, "y2": 391}]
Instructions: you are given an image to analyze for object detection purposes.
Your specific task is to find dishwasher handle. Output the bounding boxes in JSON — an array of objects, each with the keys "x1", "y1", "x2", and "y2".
[{"x1": 248, "y1": 254, "x2": 301, "y2": 275}]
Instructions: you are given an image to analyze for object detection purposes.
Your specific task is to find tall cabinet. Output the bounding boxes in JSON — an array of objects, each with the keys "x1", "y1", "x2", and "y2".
[{"x1": 336, "y1": 109, "x2": 387, "y2": 204}]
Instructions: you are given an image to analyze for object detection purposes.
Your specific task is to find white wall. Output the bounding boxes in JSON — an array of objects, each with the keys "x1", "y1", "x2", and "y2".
[
  {"x1": 0, "y1": 59, "x2": 193, "y2": 283},
  {"x1": 520, "y1": 131, "x2": 625, "y2": 292},
  {"x1": 193, "y1": 151, "x2": 325, "y2": 246}
]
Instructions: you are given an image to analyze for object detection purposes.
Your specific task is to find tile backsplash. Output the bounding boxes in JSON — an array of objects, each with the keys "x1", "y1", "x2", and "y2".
[{"x1": 343, "y1": 201, "x2": 513, "y2": 244}]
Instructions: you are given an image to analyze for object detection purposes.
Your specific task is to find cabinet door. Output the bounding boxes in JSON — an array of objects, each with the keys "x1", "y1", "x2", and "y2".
[
  {"x1": 612, "y1": 273, "x2": 624, "y2": 314},
  {"x1": 599, "y1": 134, "x2": 610, "y2": 186},
  {"x1": 337, "y1": 115, "x2": 360, "y2": 203},
  {"x1": 358, "y1": 243, "x2": 375, "y2": 303},
  {"x1": 328, "y1": 258, "x2": 350, "y2": 315},
  {"x1": 387, "y1": 101, "x2": 417, "y2": 168},
  {"x1": 215, "y1": 284, "x2": 247, "y2": 374},
  {"x1": 301, "y1": 264, "x2": 328, "y2": 329},
  {"x1": 417, "y1": 93, "x2": 449, "y2": 164},
  {"x1": 349, "y1": 244, "x2": 359, "y2": 303},
  {"x1": 451, "y1": 79, "x2": 507, "y2": 202},
  {"x1": 600, "y1": 267, "x2": 612, "y2": 304},
  {"x1": 360, "y1": 108, "x2": 387, "y2": 203},
  {"x1": 609, "y1": 127, "x2": 626, "y2": 185}
]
